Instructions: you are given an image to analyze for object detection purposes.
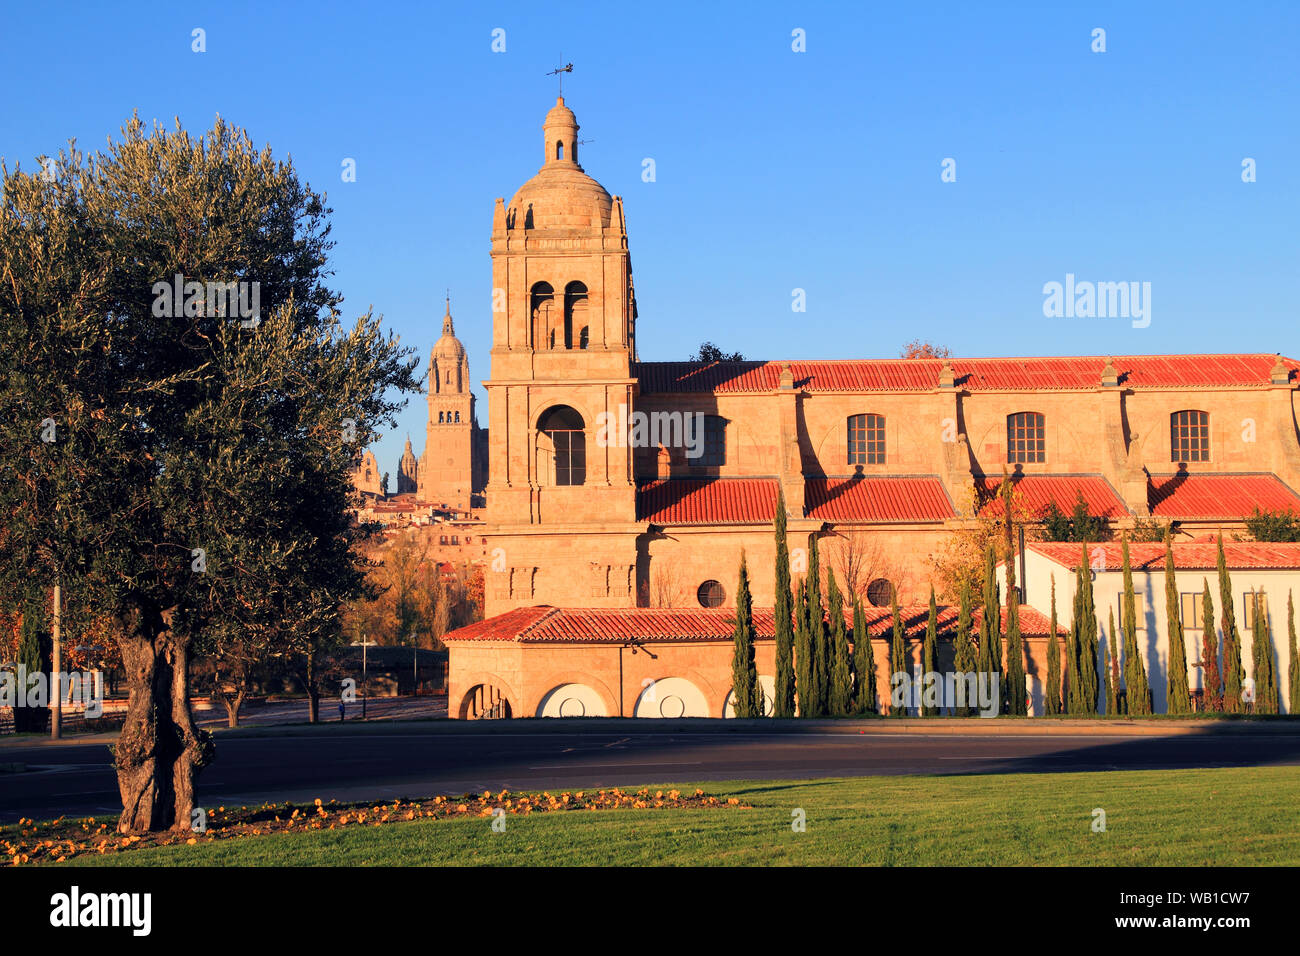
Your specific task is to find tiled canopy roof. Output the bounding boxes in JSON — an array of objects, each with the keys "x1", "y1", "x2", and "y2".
[
  {"x1": 637, "y1": 477, "x2": 780, "y2": 524},
  {"x1": 977, "y1": 474, "x2": 1129, "y2": 519},
  {"x1": 444, "y1": 604, "x2": 1063, "y2": 643},
  {"x1": 1147, "y1": 473, "x2": 1300, "y2": 520},
  {"x1": 635, "y1": 354, "x2": 1297, "y2": 394},
  {"x1": 805, "y1": 476, "x2": 956, "y2": 522},
  {"x1": 1028, "y1": 541, "x2": 1300, "y2": 572}
]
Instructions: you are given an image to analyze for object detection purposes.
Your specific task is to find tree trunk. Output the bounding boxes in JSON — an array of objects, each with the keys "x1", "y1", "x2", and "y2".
[
  {"x1": 306, "y1": 647, "x2": 320, "y2": 724},
  {"x1": 114, "y1": 606, "x2": 214, "y2": 833},
  {"x1": 223, "y1": 689, "x2": 244, "y2": 728}
]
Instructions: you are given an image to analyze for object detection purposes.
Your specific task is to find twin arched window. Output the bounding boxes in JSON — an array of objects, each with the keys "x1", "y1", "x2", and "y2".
[
  {"x1": 1171, "y1": 410, "x2": 1210, "y2": 462},
  {"x1": 530, "y1": 280, "x2": 590, "y2": 350},
  {"x1": 1007, "y1": 412, "x2": 1046, "y2": 464},
  {"x1": 848, "y1": 413, "x2": 886, "y2": 465}
]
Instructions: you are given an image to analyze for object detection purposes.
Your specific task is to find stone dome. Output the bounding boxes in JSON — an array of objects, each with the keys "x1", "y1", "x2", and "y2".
[
  {"x1": 433, "y1": 299, "x2": 466, "y2": 363},
  {"x1": 507, "y1": 97, "x2": 613, "y2": 231}
]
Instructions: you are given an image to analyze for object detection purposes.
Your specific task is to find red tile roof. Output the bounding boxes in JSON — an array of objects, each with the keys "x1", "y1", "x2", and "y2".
[
  {"x1": 444, "y1": 604, "x2": 1062, "y2": 643},
  {"x1": 1028, "y1": 541, "x2": 1300, "y2": 572},
  {"x1": 977, "y1": 474, "x2": 1129, "y2": 519},
  {"x1": 637, "y1": 477, "x2": 780, "y2": 524},
  {"x1": 1147, "y1": 473, "x2": 1300, "y2": 520},
  {"x1": 805, "y1": 476, "x2": 956, "y2": 522},
  {"x1": 635, "y1": 354, "x2": 1297, "y2": 394}
]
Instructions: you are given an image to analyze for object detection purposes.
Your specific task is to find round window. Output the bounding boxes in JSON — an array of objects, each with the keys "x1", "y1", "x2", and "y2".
[
  {"x1": 866, "y1": 578, "x2": 895, "y2": 608},
  {"x1": 697, "y1": 580, "x2": 726, "y2": 608}
]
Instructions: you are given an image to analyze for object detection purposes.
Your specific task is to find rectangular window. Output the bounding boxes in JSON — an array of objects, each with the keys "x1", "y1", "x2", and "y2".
[
  {"x1": 1181, "y1": 592, "x2": 1205, "y2": 629},
  {"x1": 1243, "y1": 591, "x2": 1266, "y2": 629},
  {"x1": 699, "y1": 416, "x2": 726, "y2": 467},
  {"x1": 1007, "y1": 412, "x2": 1046, "y2": 464},
  {"x1": 1118, "y1": 594, "x2": 1146, "y2": 634},
  {"x1": 1171, "y1": 410, "x2": 1210, "y2": 462},
  {"x1": 848, "y1": 414, "x2": 886, "y2": 465},
  {"x1": 552, "y1": 430, "x2": 586, "y2": 486}
]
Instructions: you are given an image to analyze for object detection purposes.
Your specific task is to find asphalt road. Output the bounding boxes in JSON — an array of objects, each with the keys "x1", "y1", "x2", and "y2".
[{"x1": 3, "y1": 721, "x2": 1298, "y2": 823}]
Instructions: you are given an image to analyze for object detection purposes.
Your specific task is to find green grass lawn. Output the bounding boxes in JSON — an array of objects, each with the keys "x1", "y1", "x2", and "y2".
[{"x1": 58, "y1": 765, "x2": 1300, "y2": 866}]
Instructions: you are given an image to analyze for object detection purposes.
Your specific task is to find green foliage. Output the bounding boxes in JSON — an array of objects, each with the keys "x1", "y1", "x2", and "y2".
[
  {"x1": 1129, "y1": 517, "x2": 1169, "y2": 543},
  {"x1": 1217, "y1": 538, "x2": 1244, "y2": 713},
  {"x1": 952, "y1": 577, "x2": 976, "y2": 716},
  {"x1": 1163, "y1": 534, "x2": 1192, "y2": 715},
  {"x1": 1289, "y1": 592, "x2": 1299, "y2": 716},
  {"x1": 827, "y1": 571, "x2": 852, "y2": 716},
  {"x1": 794, "y1": 578, "x2": 810, "y2": 717},
  {"x1": 1244, "y1": 508, "x2": 1300, "y2": 543},
  {"x1": 729, "y1": 553, "x2": 761, "y2": 718},
  {"x1": 922, "y1": 588, "x2": 939, "y2": 716},
  {"x1": 1107, "y1": 608, "x2": 1123, "y2": 715},
  {"x1": 690, "y1": 342, "x2": 745, "y2": 363},
  {"x1": 1039, "y1": 491, "x2": 1110, "y2": 543},
  {"x1": 1068, "y1": 544, "x2": 1100, "y2": 714},
  {"x1": 976, "y1": 543, "x2": 1002, "y2": 708},
  {"x1": 1198, "y1": 579, "x2": 1221, "y2": 712},
  {"x1": 1044, "y1": 577, "x2": 1061, "y2": 716},
  {"x1": 1250, "y1": 592, "x2": 1278, "y2": 714},
  {"x1": 772, "y1": 491, "x2": 795, "y2": 717},
  {"x1": 852, "y1": 597, "x2": 877, "y2": 714},
  {"x1": 889, "y1": 592, "x2": 907, "y2": 717},
  {"x1": 806, "y1": 535, "x2": 826, "y2": 717},
  {"x1": 1121, "y1": 537, "x2": 1151, "y2": 714}
]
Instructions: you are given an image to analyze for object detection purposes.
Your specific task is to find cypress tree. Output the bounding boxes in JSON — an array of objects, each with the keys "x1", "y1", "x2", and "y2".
[
  {"x1": 1076, "y1": 543, "x2": 1100, "y2": 714},
  {"x1": 952, "y1": 577, "x2": 976, "y2": 716},
  {"x1": 1251, "y1": 592, "x2": 1278, "y2": 714},
  {"x1": 794, "y1": 578, "x2": 810, "y2": 717},
  {"x1": 729, "y1": 552, "x2": 760, "y2": 717},
  {"x1": 1199, "y1": 579, "x2": 1221, "y2": 712},
  {"x1": 14, "y1": 590, "x2": 49, "y2": 732},
  {"x1": 977, "y1": 542, "x2": 1002, "y2": 712},
  {"x1": 852, "y1": 596, "x2": 878, "y2": 713},
  {"x1": 806, "y1": 535, "x2": 826, "y2": 717},
  {"x1": 772, "y1": 490, "x2": 795, "y2": 717},
  {"x1": 1163, "y1": 532, "x2": 1192, "y2": 714},
  {"x1": 827, "y1": 571, "x2": 852, "y2": 716},
  {"x1": 1004, "y1": 575, "x2": 1026, "y2": 717},
  {"x1": 1108, "y1": 607, "x2": 1124, "y2": 714},
  {"x1": 922, "y1": 587, "x2": 939, "y2": 716},
  {"x1": 1121, "y1": 536, "x2": 1151, "y2": 714},
  {"x1": 1288, "y1": 591, "x2": 1299, "y2": 716},
  {"x1": 890, "y1": 590, "x2": 908, "y2": 717},
  {"x1": 1044, "y1": 576, "x2": 1061, "y2": 716},
  {"x1": 1217, "y1": 536, "x2": 1244, "y2": 713}
]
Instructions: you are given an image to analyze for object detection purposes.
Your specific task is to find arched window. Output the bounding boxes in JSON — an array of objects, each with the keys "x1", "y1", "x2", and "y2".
[
  {"x1": 697, "y1": 580, "x2": 726, "y2": 608},
  {"x1": 530, "y1": 281, "x2": 555, "y2": 349},
  {"x1": 564, "y1": 281, "x2": 588, "y2": 351},
  {"x1": 579, "y1": 326, "x2": 589, "y2": 349},
  {"x1": 848, "y1": 413, "x2": 886, "y2": 465},
  {"x1": 1007, "y1": 412, "x2": 1046, "y2": 464},
  {"x1": 454, "y1": 410, "x2": 460, "y2": 423},
  {"x1": 696, "y1": 415, "x2": 727, "y2": 467},
  {"x1": 556, "y1": 141, "x2": 564, "y2": 160},
  {"x1": 438, "y1": 411, "x2": 443, "y2": 423},
  {"x1": 538, "y1": 405, "x2": 586, "y2": 486},
  {"x1": 1171, "y1": 410, "x2": 1210, "y2": 462}
]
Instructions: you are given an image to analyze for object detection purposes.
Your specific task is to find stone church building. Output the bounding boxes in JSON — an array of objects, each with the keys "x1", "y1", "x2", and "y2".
[{"x1": 436, "y1": 96, "x2": 1300, "y2": 720}]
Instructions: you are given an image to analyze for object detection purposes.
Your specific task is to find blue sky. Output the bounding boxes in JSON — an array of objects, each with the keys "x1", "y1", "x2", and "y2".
[{"x1": 5, "y1": 1, "x2": 1297, "y2": 476}]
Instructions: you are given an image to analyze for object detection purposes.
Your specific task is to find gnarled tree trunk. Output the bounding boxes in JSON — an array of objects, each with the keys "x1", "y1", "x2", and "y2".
[{"x1": 114, "y1": 606, "x2": 213, "y2": 833}]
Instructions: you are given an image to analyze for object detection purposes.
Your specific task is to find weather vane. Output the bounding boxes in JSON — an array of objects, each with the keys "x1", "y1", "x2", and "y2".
[{"x1": 546, "y1": 58, "x2": 573, "y2": 95}]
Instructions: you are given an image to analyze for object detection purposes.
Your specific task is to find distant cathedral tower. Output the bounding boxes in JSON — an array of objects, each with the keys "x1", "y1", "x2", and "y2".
[
  {"x1": 418, "y1": 298, "x2": 480, "y2": 511},
  {"x1": 397, "y1": 435, "x2": 419, "y2": 494}
]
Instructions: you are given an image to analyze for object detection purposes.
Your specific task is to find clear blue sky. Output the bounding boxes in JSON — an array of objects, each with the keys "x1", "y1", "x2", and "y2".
[{"x1": 5, "y1": 1, "x2": 1297, "y2": 476}]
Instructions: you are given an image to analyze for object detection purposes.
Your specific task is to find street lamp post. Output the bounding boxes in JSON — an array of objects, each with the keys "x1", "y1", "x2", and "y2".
[{"x1": 350, "y1": 638, "x2": 377, "y2": 720}]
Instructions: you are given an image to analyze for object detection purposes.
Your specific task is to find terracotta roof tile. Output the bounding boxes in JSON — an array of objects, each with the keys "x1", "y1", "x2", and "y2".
[
  {"x1": 1147, "y1": 473, "x2": 1300, "y2": 520},
  {"x1": 637, "y1": 477, "x2": 779, "y2": 524},
  {"x1": 444, "y1": 604, "x2": 1062, "y2": 643},
  {"x1": 977, "y1": 474, "x2": 1129, "y2": 519},
  {"x1": 805, "y1": 476, "x2": 956, "y2": 522},
  {"x1": 635, "y1": 354, "x2": 1298, "y2": 394},
  {"x1": 1028, "y1": 540, "x2": 1300, "y2": 572}
]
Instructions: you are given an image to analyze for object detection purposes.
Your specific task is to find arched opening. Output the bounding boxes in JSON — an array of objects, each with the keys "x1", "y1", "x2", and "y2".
[
  {"x1": 530, "y1": 281, "x2": 555, "y2": 349},
  {"x1": 724, "y1": 676, "x2": 776, "y2": 717},
  {"x1": 537, "y1": 405, "x2": 586, "y2": 486},
  {"x1": 536, "y1": 682, "x2": 609, "y2": 718},
  {"x1": 633, "y1": 677, "x2": 709, "y2": 718},
  {"x1": 564, "y1": 281, "x2": 588, "y2": 350},
  {"x1": 460, "y1": 683, "x2": 512, "y2": 720},
  {"x1": 555, "y1": 140, "x2": 565, "y2": 161},
  {"x1": 1007, "y1": 411, "x2": 1046, "y2": 464},
  {"x1": 454, "y1": 410, "x2": 460, "y2": 423}
]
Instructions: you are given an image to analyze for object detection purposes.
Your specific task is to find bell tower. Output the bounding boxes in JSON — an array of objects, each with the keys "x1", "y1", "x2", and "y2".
[
  {"x1": 484, "y1": 96, "x2": 639, "y2": 528},
  {"x1": 419, "y1": 298, "x2": 476, "y2": 511}
]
